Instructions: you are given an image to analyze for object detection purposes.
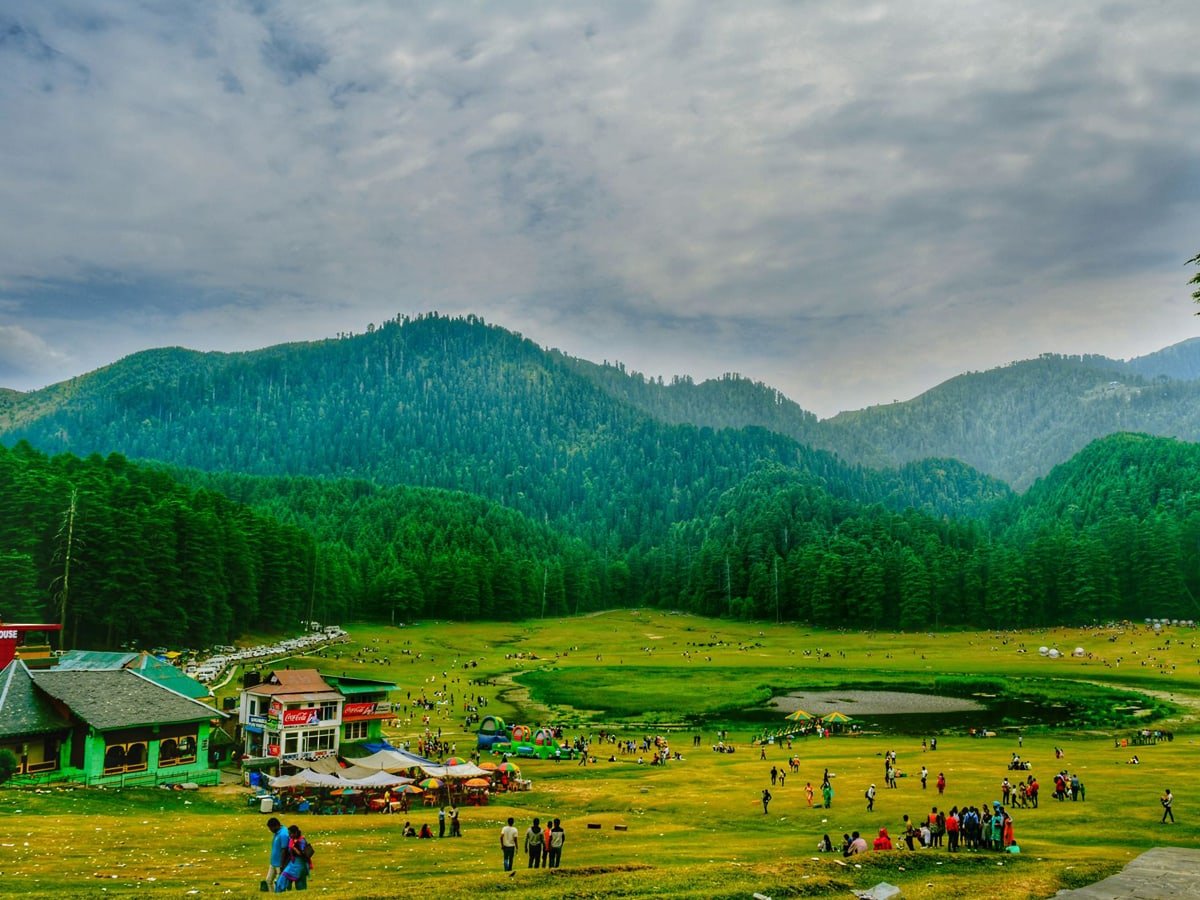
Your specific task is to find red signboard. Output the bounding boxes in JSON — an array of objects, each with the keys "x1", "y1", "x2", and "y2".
[
  {"x1": 342, "y1": 701, "x2": 376, "y2": 719},
  {"x1": 281, "y1": 709, "x2": 322, "y2": 727},
  {"x1": 0, "y1": 623, "x2": 63, "y2": 670},
  {"x1": 267, "y1": 744, "x2": 281, "y2": 757}
]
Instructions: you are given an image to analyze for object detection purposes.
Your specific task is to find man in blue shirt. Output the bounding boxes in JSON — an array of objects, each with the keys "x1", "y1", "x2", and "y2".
[{"x1": 265, "y1": 817, "x2": 290, "y2": 890}]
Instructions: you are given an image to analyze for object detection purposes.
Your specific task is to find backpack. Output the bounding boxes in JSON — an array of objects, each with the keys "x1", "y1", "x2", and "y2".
[{"x1": 298, "y1": 839, "x2": 315, "y2": 862}]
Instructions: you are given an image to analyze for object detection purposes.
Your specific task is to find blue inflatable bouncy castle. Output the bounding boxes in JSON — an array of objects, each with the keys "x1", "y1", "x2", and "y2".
[{"x1": 476, "y1": 715, "x2": 510, "y2": 749}]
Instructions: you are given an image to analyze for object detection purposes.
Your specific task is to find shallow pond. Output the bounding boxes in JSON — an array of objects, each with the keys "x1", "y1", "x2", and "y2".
[{"x1": 727, "y1": 689, "x2": 1081, "y2": 733}]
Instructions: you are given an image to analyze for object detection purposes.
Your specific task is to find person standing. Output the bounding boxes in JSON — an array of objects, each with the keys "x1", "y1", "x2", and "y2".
[
  {"x1": 822, "y1": 780, "x2": 834, "y2": 809},
  {"x1": 1162, "y1": 788, "x2": 1175, "y2": 823},
  {"x1": 449, "y1": 805, "x2": 461, "y2": 837},
  {"x1": 805, "y1": 782, "x2": 814, "y2": 807},
  {"x1": 525, "y1": 817, "x2": 543, "y2": 867},
  {"x1": 936, "y1": 772, "x2": 946, "y2": 795},
  {"x1": 500, "y1": 817, "x2": 519, "y2": 872},
  {"x1": 541, "y1": 818, "x2": 552, "y2": 867},
  {"x1": 866, "y1": 784, "x2": 876, "y2": 812},
  {"x1": 548, "y1": 819, "x2": 565, "y2": 868},
  {"x1": 438, "y1": 806, "x2": 447, "y2": 838},
  {"x1": 920, "y1": 766, "x2": 928, "y2": 790},
  {"x1": 770, "y1": 765, "x2": 778, "y2": 785},
  {"x1": 762, "y1": 788, "x2": 772, "y2": 814},
  {"x1": 263, "y1": 816, "x2": 290, "y2": 892}
]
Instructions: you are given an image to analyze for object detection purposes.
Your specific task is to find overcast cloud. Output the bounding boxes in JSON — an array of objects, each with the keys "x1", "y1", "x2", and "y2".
[{"x1": 2, "y1": 1, "x2": 1198, "y2": 416}]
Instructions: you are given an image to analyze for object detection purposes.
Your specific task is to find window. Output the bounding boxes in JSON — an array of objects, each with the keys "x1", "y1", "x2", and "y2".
[
  {"x1": 301, "y1": 728, "x2": 336, "y2": 754},
  {"x1": 159, "y1": 732, "x2": 198, "y2": 768},
  {"x1": 283, "y1": 732, "x2": 299, "y2": 756},
  {"x1": 103, "y1": 741, "x2": 148, "y2": 775},
  {"x1": 344, "y1": 720, "x2": 368, "y2": 741},
  {"x1": 319, "y1": 701, "x2": 339, "y2": 721}
]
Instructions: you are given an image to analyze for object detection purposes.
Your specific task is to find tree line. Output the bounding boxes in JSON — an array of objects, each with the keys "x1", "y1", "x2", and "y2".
[{"x1": 3, "y1": 432, "x2": 1200, "y2": 650}]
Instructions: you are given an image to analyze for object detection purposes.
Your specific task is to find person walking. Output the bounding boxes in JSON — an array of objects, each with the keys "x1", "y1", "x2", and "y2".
[
  {"x1": 866, "y1": 783, "x2": 876, "y2": 812},
  {"x1": 762, "y1": 788, "x2": 772, "y2": 814},
  {"x1": 822, "y1": 780, "x2": 834, "y2": 809},
  {"x1": 274, "y1": 824, "x2": 313, "y2": 893},
  {"x1": 263, "y1": 816, "x2": 290, "y2": 892},
  {"x1": 548, "y1": 819, "x2": 565, "y2": 868},
  {"x1": 500, "y1": 817, "x2": 519, "y2": 872},
  {"x1": 1162, "y1": 788, "x2": 1175, "y2": 823},
  {"x1": 525, "y1": 818, "x2": 543, "y2": 867},
  {"x1": 920, "y1": 766, "x2": 928, "y2": 790},
  {"x1": 805, "y1": 782, "x2": 814, "y2": 807}
]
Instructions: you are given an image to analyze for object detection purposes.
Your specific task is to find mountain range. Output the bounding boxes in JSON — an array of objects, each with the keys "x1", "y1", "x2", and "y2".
[
  {"x1": 5, "y1": 315, "x2": 1197, "y2": 494},
  {"x1": 3, "y1": 314, "x2": 1200, "y2": 642}
]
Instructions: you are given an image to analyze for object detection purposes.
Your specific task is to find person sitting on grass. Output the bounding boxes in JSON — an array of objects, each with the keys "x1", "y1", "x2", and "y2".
[{"x1": 872, "y1": 827, "x2": 893, "y2": 851}]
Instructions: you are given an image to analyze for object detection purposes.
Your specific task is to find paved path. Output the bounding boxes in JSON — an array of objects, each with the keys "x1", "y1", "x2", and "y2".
[{"x1": 1055, "y1": 848, "x2": 1200, "y2": 899}]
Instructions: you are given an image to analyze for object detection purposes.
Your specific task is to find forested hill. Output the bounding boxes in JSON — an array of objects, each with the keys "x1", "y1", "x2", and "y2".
[
  {"x1": 558, "y1": 356, "x2": 821, "y2": 446},
  {"x1": 0, "y1": 315, "x2": 1007, "y2": 546},
  {"x1": 1123, "y1": 337, "x2": 1200, "y2": 381},
  {"x1": 817, "y1": 355, "x2": 1200, "y2": 490},
  {"x1": 558, "y1": 345, "x2": 1200, "y2": 492}
]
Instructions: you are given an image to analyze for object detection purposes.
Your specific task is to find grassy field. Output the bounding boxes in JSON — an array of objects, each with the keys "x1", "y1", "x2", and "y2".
[{"x1": 3, "y1": 611, "x2": 1199, "y2": 899}]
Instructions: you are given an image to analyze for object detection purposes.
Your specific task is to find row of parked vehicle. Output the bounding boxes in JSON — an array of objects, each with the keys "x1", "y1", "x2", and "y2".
[{"x1": 181, "y1": 625, "x2": 349, "y2": 683}]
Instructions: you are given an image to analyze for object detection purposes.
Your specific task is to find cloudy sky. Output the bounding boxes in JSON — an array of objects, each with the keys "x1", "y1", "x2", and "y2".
[{"x1": 2, "y1": 1, "x2": 1199, "y2": 416}]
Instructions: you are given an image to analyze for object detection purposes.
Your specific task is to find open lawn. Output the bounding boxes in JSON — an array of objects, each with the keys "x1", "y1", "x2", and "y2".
[{"x1": 3, "y1": 611, "x2": 1199, "y2": 898}]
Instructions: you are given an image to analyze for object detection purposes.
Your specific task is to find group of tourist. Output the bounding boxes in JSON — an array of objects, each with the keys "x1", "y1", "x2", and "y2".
[
  {"x1": 498, "y1": 816, "x2": 566, "y2": 872},
  {"x1": 822, "y1": 800, "x2": 1017, "y2": 858}
]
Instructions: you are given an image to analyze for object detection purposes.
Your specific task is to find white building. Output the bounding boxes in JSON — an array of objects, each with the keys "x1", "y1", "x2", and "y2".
[{"x1": 239, "y1": 669, "x2": 344, "y2": 763}]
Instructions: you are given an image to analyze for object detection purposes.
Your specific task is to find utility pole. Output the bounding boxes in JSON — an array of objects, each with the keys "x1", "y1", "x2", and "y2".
[
  {"x1": 725, "y1": 557, "x2": 732, "y2": 616},
  {"x1": 774, "y1": 556, "x2": 780, "y2": 624},
  {"x1": 54, "y1": 488, "x2": 78, "y2": 651}
]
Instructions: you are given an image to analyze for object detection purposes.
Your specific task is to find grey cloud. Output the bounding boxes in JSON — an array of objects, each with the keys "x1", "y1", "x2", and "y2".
[
  {"x1": 0, "y1": 1, "x2": 1198, "y2": 414},
  {"x1": 0, "y1": 323, "x2": 69, "y2": 384}
]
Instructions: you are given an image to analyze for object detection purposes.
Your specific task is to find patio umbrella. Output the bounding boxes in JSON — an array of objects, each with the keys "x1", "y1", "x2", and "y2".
[
  {"x1": 785, "y1": 709, "x2": 814, "y2": 721},
  {"x1": 444, "y1": 756, "x2": 468, "y2": 766},
  {"x1": 497, "y1": 762, "x2": 520, "y2": 774},
  {"x1": 823, "y1": 711, "x2": 854, "y2": 723},
  {"x1": 463, "y1": 778, "x2": 490, "y2": 788},
  {"x1": 418, "y1": 777, "x2": 445, "y2": 790},
  {"x1": 396, "y1": 784, "x2": 423, "y2": 794},
  {"x1": 478, "y1": 761, "x2": 499, "y2": 771}
]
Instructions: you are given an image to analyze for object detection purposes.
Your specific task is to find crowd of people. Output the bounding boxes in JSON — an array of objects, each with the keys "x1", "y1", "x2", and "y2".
[{"x1": 821, "y1": 799, "x2": 1018, "y2": 860}]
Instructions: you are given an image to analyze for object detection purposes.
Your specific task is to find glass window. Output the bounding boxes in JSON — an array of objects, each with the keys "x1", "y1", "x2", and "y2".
[
  {"x1": 301, "y1": 728, "x2": 336, "y2": 753},
  {"x1": 284, "y1": 732, "x2": 299, "y2": 755},
  {"x1": 344, "y1": 720, "x2": 368, "y2": 741},
  {"x1": 319, "y1": 702, "x2": 339, "y2": 721}
]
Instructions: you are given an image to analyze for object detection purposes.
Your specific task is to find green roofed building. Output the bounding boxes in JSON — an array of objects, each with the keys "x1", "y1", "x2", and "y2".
[
  {"x1": 0, "y1": 660, "x2": 227, "y2": 786},
  {"x1": 320, "y1": 673, "x2": 399, "y2": 746},
  {"x1": 53, "y1": 651, "x2": 211, "y2": 700}
]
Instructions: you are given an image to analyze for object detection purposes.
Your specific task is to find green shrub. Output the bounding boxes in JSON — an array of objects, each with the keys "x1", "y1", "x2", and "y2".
[{"x1": 0, "y1": 749, "x2": 18, "y2": 784}]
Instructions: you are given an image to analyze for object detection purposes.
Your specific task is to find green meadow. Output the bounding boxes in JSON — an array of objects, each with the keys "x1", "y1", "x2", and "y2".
[{"x1": 3, "y1": 610, "x2": 1199, "y2": 899}]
